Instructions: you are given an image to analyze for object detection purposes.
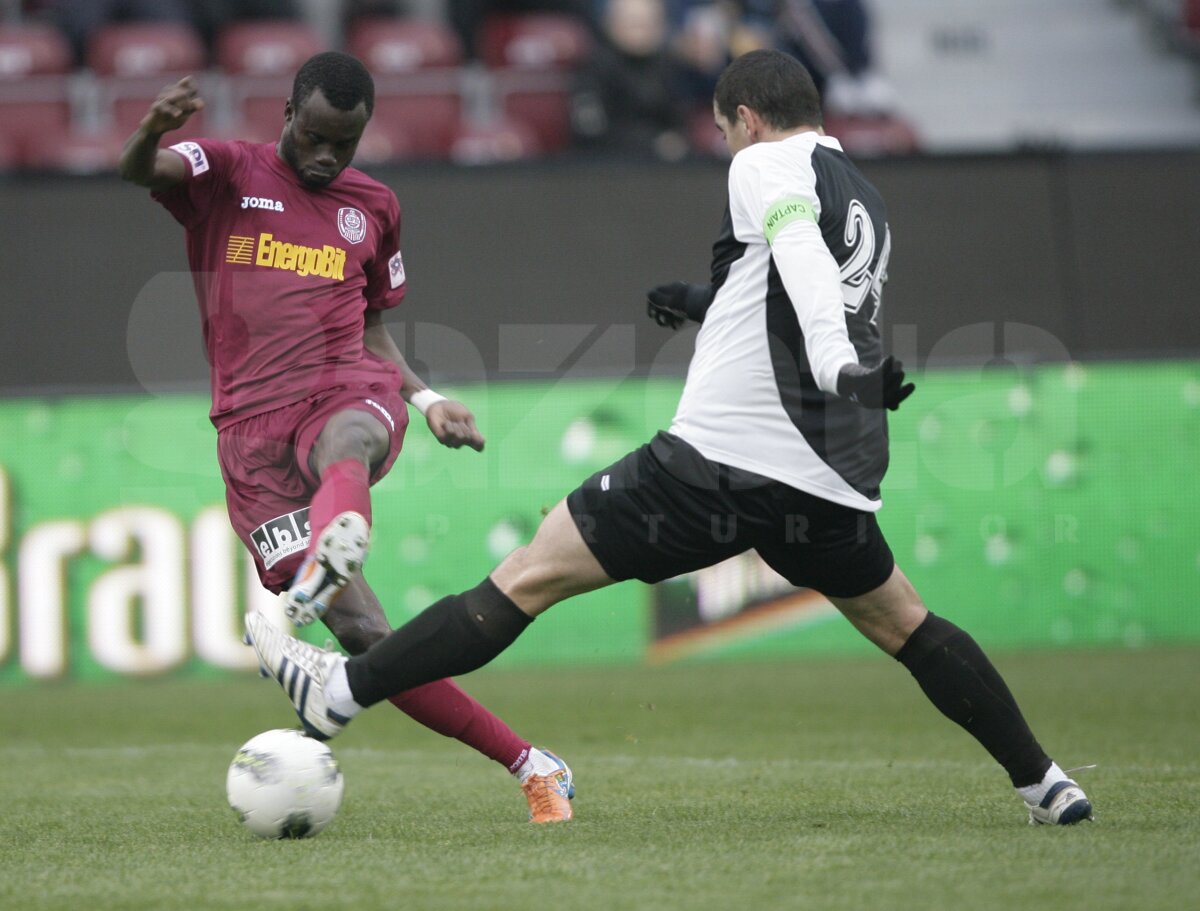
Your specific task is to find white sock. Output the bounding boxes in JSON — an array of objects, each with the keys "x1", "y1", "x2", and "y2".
[
  {"x1": 515, "y1": 747, "x2": 561, "y2": 784},
  {"x1": 1016, "y1": 761, "x2": 1068, "y2": 806},
  {"x1": 323, "y1": 658, "x2": 364, "y2": 719}
]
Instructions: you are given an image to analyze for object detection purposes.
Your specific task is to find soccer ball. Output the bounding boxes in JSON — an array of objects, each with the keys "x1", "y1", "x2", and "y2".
[{"x1": 226, "y1": 729, "x2": 344, "y2": 839}]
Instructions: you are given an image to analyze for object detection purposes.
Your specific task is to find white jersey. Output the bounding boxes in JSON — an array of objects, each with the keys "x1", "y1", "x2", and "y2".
[{"x1": 670, "y1": 132, "x2": 892, "y2": 511}]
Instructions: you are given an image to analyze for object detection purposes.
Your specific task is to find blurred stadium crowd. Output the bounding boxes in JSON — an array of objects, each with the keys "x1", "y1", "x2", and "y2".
[
  {"x1": 0, "y1": 0, "x2": 921, "y2": 170},
  {"x1": 1, "y1": 0, "x2": 1198, "y2": 171}
]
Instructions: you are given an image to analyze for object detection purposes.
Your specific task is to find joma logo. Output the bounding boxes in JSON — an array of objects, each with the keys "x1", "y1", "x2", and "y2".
[{"x1": 241, "y1": 196, "x2": 284, "y2": 212}]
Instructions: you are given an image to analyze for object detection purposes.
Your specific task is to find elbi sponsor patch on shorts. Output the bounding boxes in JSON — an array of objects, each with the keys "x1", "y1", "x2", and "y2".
[{"x1": 250, "y1": 507, "x2": 311, "y2": 568}]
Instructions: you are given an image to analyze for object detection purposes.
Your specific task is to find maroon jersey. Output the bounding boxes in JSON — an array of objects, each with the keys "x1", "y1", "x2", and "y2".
[{"x1": 152, "y1": 139, "x2": 407, "y2": 428}]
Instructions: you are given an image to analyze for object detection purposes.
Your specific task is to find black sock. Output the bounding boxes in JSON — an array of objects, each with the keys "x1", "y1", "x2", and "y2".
[
  {"x1": 344, "y1": 577, "x2": 532, "y2": 707},
  {"x1": 895, "y1": 612, "x2": 1052, "y2": 788}
]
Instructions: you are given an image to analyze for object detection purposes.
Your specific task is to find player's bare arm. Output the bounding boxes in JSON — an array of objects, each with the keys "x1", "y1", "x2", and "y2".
[
  {"x1": 363, "y1": 310, "x2": 485, "y2": 452},
  {"x1": 118, "y1": 76, "x2": 205, "y2": 191}
]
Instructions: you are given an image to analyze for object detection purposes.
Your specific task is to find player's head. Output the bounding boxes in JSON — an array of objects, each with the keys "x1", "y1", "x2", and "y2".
[
  {"x1": 713, "y1": 50, "x2": 822, "y2": 155},
  {"x1": 280, "y1": 52, "x2": 375, "y2": 188}
]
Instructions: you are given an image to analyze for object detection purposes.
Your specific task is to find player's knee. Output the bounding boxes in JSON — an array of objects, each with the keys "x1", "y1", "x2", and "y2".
[
  {"x1": 494, "y1": 544, "x2": 568, "y2": 612},
  {"x1": 314, "y1": 413, "x2": 388, "y2": 471}
]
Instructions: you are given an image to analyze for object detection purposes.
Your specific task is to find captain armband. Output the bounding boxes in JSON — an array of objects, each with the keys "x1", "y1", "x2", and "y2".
[{"x1": 763, "y1": 197, "x2": 817, "y2": 245}]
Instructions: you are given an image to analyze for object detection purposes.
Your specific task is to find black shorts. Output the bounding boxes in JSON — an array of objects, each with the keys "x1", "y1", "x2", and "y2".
[{"x1": 565, "y1": 432, "x2": 895, "y2": 599}]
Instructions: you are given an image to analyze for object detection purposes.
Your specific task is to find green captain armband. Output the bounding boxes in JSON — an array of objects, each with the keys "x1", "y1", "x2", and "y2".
[{"x1": 763, "y1": 197, "x2": 817, "y2": 245}]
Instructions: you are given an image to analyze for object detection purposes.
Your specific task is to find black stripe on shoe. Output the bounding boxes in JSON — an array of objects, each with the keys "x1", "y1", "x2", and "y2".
[
  {"x1": 287, "y1": 663, "x2": 301, "y2": 701},
  {"x1": 300, "y1": 718, "x2": 330, "y2": 741},
  {"x1": 283, "y1": 660, "x2": 296, "y2": 700},
  {"x1": 297, "y1": 672, "x2": 311, "y2": 720}
]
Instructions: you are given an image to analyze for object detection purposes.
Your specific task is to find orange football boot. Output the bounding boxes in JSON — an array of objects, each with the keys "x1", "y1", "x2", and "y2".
[{"x1": 521, "y1": 750, "x2": 575, "y2": 823}]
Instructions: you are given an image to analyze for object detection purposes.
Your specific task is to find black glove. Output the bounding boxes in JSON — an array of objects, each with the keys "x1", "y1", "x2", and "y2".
[
  {"x1": 646, "y1": 281, "x2": 715, "y2": 329},
  {"x1": 836, "y1": 356, "x2": 915, "y2": 411}
]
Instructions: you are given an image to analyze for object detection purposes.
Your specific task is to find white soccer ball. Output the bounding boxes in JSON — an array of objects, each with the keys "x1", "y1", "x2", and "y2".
[{"x1": 226, "y1": 729, "x2": 344, "y2": 839}]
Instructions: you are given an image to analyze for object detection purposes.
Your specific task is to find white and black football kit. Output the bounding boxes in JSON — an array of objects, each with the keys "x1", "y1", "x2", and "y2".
[
  {"x1": 567, "y1": 132, "x2": 896, "y2": 597},
  {"x1": 329, "y1": 125, "x2": 1088, "y2": 824}
]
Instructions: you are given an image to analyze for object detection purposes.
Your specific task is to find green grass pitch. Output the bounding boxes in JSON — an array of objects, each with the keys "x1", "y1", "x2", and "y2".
[{"x1": 2, "y1": 647, "x2": 1198, "y2": 911}]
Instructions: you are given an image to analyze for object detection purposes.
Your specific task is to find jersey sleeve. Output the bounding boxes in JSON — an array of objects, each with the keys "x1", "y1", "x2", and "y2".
[
  {"x1": 150, "y1": 138, "x2": 243, "y2": 228},
  {"x1": 364, "y1": 192, "x2": 407, "y2": 311},
  {"x1": 729, "y1": 145, "x2": 858, "y2": 395}
]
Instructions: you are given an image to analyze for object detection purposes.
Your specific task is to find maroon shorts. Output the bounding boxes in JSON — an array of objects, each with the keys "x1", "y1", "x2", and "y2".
[{"x1": 218, "y1": 381, "x2": 408, "y2": 593}]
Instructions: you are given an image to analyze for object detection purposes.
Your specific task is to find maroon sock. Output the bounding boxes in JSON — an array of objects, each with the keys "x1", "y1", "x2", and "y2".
[
  {"x1": 308, "y1": 458, "x2": 372, "y2": 554},
  {"x1": 388, "y1": 679, "x2": 532, "y2": 773}
]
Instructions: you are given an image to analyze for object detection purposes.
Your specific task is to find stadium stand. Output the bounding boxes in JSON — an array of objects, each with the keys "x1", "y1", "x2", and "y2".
[
  {"x1": 820, "y1": 112, "x2": 918, "y2": 157},
  {"x1": 872, "y1": 0, "x2": 1200, "y2": 151},
  {"x1": 480, "y1": 12, "x2": 591, "y2": 153},
  {"x1": 0, "y1": 134, "x2": 18, "y2": 170},
  {"x1": 2, "y1": 0, "x2": 1199, "y2": 172},
  {"x1": 217, "y1": 19, "x2": 323, "y2": 141},
  {"x1": 347, "y1": 17, "x2": 465, "y2": 160},
  {"x1": 23, "y1": 20, "x2": 211, "y2": 173},
  {"x1": 0, "y1": 22, "x2": 73, "y2": 165},
  {"x1": 23, "y1": 127, "x2": 126, "y2": 173},
  {"x1": 449, "y1": 114, "x2": 540, "y2": 163},
  {"x1": 89, "y1": 21, "x2": 207, "y2": 136},
  {"x1": 1139, "y1": 0, "x2": 1200, "y2": 53}
]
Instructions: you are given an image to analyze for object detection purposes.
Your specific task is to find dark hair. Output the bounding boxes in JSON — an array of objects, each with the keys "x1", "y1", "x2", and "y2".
[
  {"x1": 714, "y1": 49, "x2": 822, "y2": 131},
  {"x1": 292, "y1": 51, "x2": 375, "y2": 118}
]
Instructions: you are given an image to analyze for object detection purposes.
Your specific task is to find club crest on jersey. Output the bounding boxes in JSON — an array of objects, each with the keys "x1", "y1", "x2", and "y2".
[{"x1": 337, "y1": 207, "x2": 366, "y2": 244}]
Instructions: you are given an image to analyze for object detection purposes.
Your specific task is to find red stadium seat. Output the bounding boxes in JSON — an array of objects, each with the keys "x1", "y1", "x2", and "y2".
[
  {"x1": 88, "y1": 23, "x2": 207, "y2": 137},
  {"x1": 0, "y1": 134, "x2": 19, "y2": 172},
  {"x1": 1182, "y1": 0, "x2": 1200, "y2": 52},
  {"x1": 0, "y1": 24, "x2": 73, "y2": 164},
  {"x1": 479, "y1": 14, "x2": 591, "y2": 154},
  {"x1": 822, "y1": 114, "x2": 921, "y2": 158},
  {"x1": 348, "y1": 18, "x2": 465, "y2": 160},
  {"x1": 218, "y1": 20, "x2": 324, "y2": 142},
  {"x1": 477, "y1": 13, "x2": 590, "y2": 69},
  {"x1": 0, "y1": 23, "x2": 72, "y2": 76},
  {"x1": 217, "y1": 20, "x2": 323, "y2": 76},
  {"x1": 354, "y1": 119, "x2": 420, "y2": 166},
  {"x1": 450, "y1": 116, "x2": 539, "y2": 165},
  {"x1": 347, "y1": 18, "x2": 463, "y2": 72},
  {"x1": 687, "y1": 105, "x2": 728, "y2": 159},
  {"x1": 23, "y1": 128, "x2": 125, "y2": 174},
  {"x1": 88, "y1": 22, "x2": 205, "y2": 76}
]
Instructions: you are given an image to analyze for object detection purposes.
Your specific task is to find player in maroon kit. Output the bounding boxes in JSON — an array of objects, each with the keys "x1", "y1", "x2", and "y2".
[{"x1": 117, "y1": 52, "x2": 574, "y2": 823}]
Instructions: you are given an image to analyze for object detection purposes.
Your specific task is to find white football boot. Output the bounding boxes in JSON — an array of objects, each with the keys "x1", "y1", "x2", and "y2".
[
  {"x1": 284, "y1": 511, "x2": 369, "y2": 627},
  {"x1": 1028, "y1": 779, "x2": 1094, "y2": 825},
  {"x1": 243, "y1": 611, "x2": 352, "y2": 741}
]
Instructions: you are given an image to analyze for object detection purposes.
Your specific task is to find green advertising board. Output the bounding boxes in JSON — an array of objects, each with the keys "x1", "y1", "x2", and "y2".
[{"x1": 1, "y1": 361, "x2": 1198, "y2": 683}]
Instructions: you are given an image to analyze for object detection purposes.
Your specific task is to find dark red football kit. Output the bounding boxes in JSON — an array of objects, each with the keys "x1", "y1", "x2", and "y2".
[{"x1": 154, "y1": 139, "x2": 409, "y2": 590}]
